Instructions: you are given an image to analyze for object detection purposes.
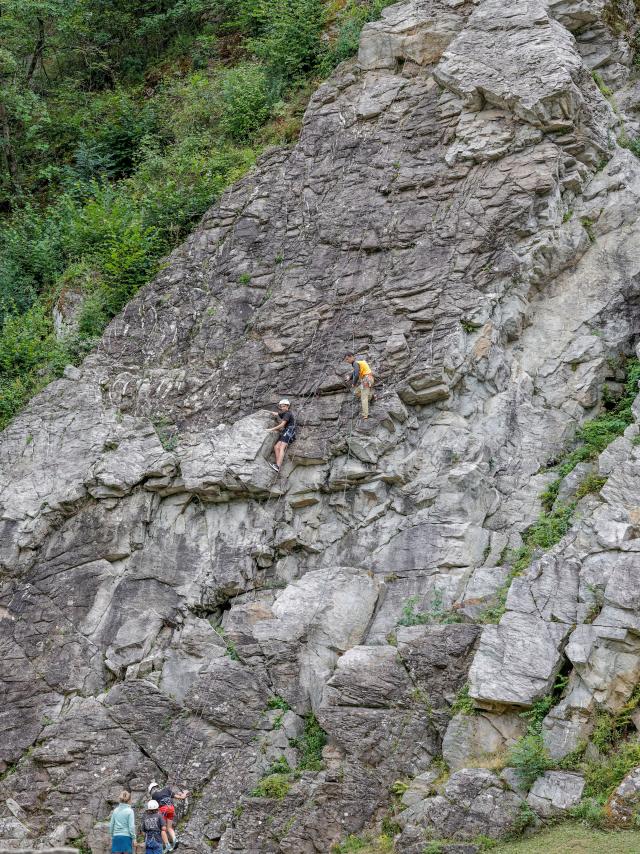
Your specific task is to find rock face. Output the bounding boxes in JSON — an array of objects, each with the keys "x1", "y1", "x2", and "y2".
[{"x1": 4, "y1": 0, "x2": 640, "y2": 850}]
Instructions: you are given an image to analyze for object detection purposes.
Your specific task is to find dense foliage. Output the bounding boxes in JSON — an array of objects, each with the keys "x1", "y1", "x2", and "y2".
[{"x1": 0, "y1": 0, "x2": 389, "y2": 429}]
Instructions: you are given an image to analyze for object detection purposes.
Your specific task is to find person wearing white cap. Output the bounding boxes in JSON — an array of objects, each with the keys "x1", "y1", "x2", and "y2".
[
  {"x1": 139, "y1": 800, "x2": 168, "y2": 854},
  {"x1": 266, "y1": 398, "x2": 296, "y2": 472}
]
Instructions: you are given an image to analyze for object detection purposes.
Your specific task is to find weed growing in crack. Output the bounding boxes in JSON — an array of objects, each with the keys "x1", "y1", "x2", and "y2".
[{"x1": 396, "y1": 589, "x2": 462, "y2": 627}]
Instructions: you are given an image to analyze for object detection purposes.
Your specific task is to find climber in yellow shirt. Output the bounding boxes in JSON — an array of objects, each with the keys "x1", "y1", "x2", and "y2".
[{"x1": 345, "y1": 352, "x2": 374, "y2": 419}]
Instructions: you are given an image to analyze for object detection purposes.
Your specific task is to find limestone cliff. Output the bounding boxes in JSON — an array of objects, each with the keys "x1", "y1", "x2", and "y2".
[{"x1": 4, "y1": 0, "x2": 640, "y2": 850}]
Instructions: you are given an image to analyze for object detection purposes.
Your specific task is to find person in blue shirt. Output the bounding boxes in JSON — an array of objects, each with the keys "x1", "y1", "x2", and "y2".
[{"x1": 109, "y1": 791, "x2": 136, "y2": 854}]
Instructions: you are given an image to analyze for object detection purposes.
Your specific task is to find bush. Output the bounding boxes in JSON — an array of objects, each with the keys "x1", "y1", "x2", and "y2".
[
  {"x1": 508, "y1": 732, "x2": 551, "y2": 789},
  {"x1": 0, "y1": 302, "x2": 69, "y2": 429},
  {"x1": 568, "y1": 796, "x2": 608, "y2": 828},
  {"x1": 219, "y1": 64, "x2": 276, "y2": 141},
  {"x1": 583, "y1": 739, "x2": 640, "y2": 802},
  {"x1": 267, "y1": 695, "x2": 291, "y2": 711},
  {"x1": 331, "y1": 834, "x2": 394, "y2": 853},
  {"x1": 251, "y1": 0, "x2": 326, "y2": 83},
  {"x1": 250, "y1": 772, "x2": 291, "y2": 799}
]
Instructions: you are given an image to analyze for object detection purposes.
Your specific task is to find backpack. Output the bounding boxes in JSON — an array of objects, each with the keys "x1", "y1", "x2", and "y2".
[{"x1": 141, "y1": 813, "x2": 164, "y2": 840}]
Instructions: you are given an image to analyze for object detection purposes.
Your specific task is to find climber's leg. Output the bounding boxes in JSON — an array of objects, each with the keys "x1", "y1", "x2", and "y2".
[
  {"x1": 360, "y1": 384, "x2": 370, "y2": 418},
  {"x1": 160, "y1": 806, "x2": 176, "y2": 850},
  {"x1": 272, "y1": 440, "x2": 285, "y2": 470}
]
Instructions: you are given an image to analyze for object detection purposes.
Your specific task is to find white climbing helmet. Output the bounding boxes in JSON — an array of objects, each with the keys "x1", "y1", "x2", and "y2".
[
  {"x1": 147, "y1": 800, "x2": 159, "y2": 811},
  {"x1": 278, "y1": 398, "x2": 290, "y2": 406},
  {"x1": 148, "y1": 781, "x2": 159, "y2": 794}
]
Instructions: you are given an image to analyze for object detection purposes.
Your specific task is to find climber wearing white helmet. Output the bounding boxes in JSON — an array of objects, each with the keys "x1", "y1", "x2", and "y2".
[
  {"x1": 139, "y1": 799, "x2": 168, "y2": 854},
  {"x1": 147, "y1": 781, "x2": 189, "y2": 852},
  {"x1": 266, "y1": 398, "x2": 296, "y2": 473}
]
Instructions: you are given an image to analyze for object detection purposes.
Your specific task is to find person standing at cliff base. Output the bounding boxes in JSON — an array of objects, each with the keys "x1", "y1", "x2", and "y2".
[
  {"x1": 110, "y1": 791, "x2": 136, "y2": 854},
  {"x1": 140, "y1": 800, "x2": 168, "y2": 854},
  {"x1": 266, "y1": 398, "x2": 296, "y2": 472},
  {"x1": 345, "y1": 352, "x2": 374, "y2": 418}
]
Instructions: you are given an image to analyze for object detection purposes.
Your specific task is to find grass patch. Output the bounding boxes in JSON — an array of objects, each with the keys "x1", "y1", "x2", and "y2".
[
  {"x1": 331, "y1": 833, "x2": 394, "y2": 853},
  {"x1": 490, "y1": 823, "x2": 640, "y2": 853}
]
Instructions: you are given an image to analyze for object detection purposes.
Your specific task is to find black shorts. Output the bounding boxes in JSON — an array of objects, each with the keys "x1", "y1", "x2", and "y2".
[{"x1": 278, "y1": 426, "x2": 296, "y2": 445}]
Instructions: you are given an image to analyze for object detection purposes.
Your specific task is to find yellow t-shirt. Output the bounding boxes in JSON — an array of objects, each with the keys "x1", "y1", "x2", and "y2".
[{"x1": 357, "y1": 360, "x2": 372, "y2": 379}]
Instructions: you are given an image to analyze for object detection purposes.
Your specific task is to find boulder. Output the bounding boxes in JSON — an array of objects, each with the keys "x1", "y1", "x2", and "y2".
[
  {"x1": 358, "y1": 2, "x2": 462, "y2": 71},
  {"x1": 527, "y1": 771, "x2": 585, "y2": 818},
  {"x1": 468, "y1": 612, "x2": 571, "y2": 708},
  {"x1": 442, "y1": 711, "x2": 526, "y2": 771}
]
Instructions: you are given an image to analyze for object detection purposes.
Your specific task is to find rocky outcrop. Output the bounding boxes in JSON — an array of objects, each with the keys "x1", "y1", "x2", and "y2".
[{"x1": 4, "y1": 0, "x2": 640, "y2": 851}]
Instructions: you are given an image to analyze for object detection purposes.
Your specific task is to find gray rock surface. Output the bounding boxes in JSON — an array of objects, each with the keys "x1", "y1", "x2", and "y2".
[
  {"x1": 397, "y1": 768, "x2": 527, "y2": 843},
  {"x1": 4, "y1": 0, "x2": 640, "y2": 849},
  {"x1": 527, "y1": 771, "x2": 585, "y2": 818}
]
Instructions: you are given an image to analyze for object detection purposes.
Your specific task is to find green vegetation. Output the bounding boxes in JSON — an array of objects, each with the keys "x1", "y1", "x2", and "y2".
[
  {"x1": 508, "y1": 732, "x2": 551, "y2": 789},
  {"x1": 397, "y1": 589, "x2": 463, "y2": 627},
  {"x1": 540, "y1": 358, "x2": 640, "y2": 511},
  {"x1": 389, "y1": 779, "x2": 409, "y2": 796},
  {"x1": 592, "y1": 70, "x2": 613, "y2": 97},
  {"x1": 451, "y1": 682, "x2": 476, "y2": 716},
  {"x1": 579, "y1": 690, "x2": 640, "y2": 806},
  {"x1": 0, "y1": 0, "x2": 391, "y2": 430},
  {"x1": 480, "y1": 503, "x2": 574, "y2": 624},
  {"x1": 490, "y1": 824, "x2": 640, "y2": 853},
  {"x1": 251, "y1": 756, "x2": 293, "y2": 798},
  {"x1": 508, "y1": 677, "x2": 568, "y2": 789},
  {"x1": 291, "y1": 712, "x2": 326, "y2": 772},
  {"x1": 461, "y1": 319, "x2": 480, "y2": 334},
  {"x1": 482, "y1": 361, "x2": 640, "y2": 625},
  {"x1": 152, "y1": 414, "x2": 179, "y2": 451},
  {"x1": 581, "y1": 216, "x2": 596, "y2": 242},
  {"x1": 267, "y1": 694, "x2": 290, "y2": 729},
  {"x1": 213, "y1": 625, "x2": 240, "y2": 661},
  {"x1": 70, "y1": 836, "x2": 92, "y2": 854},
  {"x1": 505, "y1": 681, "x2": 640, "y2": 827},
  {"x1": 251, "y1": 713, "x2": 327, "y2": 804},
  {"x1": 251, "y1": 771, "x2": 291, "y2": 799},
  {"x1": 331, "y1": 833, "x2": 393, "y2": 853},
  {"x1": 267, "y1": 695, "x2": 291, "y2": 711}
]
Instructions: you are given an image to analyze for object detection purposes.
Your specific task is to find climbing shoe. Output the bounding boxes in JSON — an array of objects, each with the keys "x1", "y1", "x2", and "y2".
[{"x1": 269, "y1": 463, "x2": 280, "y2": 472}]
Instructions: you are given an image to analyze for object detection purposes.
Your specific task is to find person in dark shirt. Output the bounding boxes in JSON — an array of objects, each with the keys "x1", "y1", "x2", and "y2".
[
  {"x1": 139, "y1": 801, "x2": 168, "y2": 854},
  {"x1": 266, "y1": 398, "x2": 296, "y2": 473},
  {"x1": 148, "y1": 782, "x2": 189, "y2": 851}
]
